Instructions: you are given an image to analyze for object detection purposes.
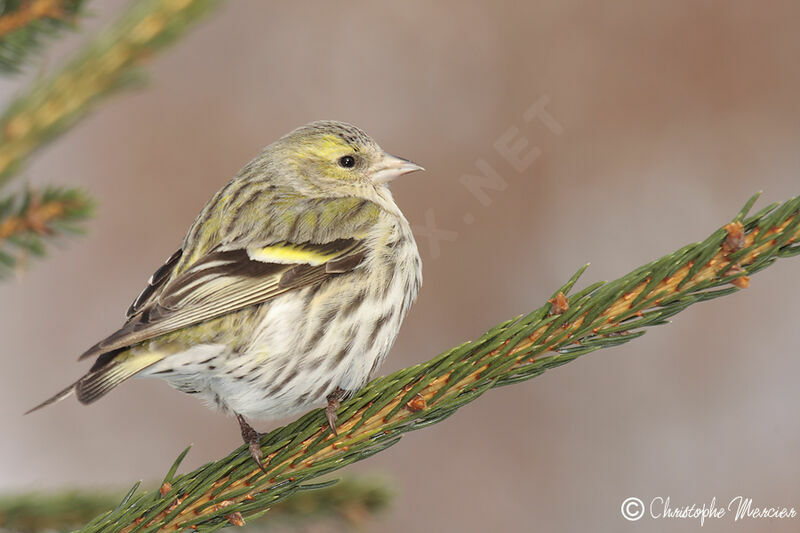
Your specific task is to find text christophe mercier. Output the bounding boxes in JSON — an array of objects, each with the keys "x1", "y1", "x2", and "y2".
[{"x1": 650, "y1": 496, "x2": 796, "y2": 526}]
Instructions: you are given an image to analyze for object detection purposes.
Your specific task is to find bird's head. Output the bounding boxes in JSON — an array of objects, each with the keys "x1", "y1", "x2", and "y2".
[{"x1": 272, "y1": 120, "x2": 423, "y2": 197}]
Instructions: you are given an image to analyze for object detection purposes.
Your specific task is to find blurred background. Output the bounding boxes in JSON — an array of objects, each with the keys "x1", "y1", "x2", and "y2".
[{"x1": 2, "y1": 1, "x2": 800, "y2": 531}]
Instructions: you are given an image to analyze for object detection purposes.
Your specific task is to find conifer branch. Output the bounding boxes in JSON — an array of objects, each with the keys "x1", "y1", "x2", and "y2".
[
  {"x1": 0, "y1": 478, "x2": 389, "y2": 532},
  {"x1": 65, "y1": 192, "x2": 800, "y2": 532},
  {"x1": 0, "y1": 0, "x2": 222, "y2": 187},
  {"x1": 0, "y1": 186, "x2": 92, "y2": 276},
  {"x1": 0, "y1": 0, "x2": 85, "y2": 73},
  {"x1": 0, "y1": 490, "x2": 118, "y2": 533}
]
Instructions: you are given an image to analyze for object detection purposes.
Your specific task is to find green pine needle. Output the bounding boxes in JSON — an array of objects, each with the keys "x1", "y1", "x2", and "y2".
[
  {"x1": 0, "y1": 185, "x2": 94, "y2": 277},
  {"x1": 0, "y1": 0, "x2": 87, "y2": 74}
]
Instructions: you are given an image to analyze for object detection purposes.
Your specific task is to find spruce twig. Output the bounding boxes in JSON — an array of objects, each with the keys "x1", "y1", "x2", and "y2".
[
  {"x1": 0, "y1": 185, "x2": 92, "y2": 276},
  {"x1": 64, "y1": 192, "x2": 800, "y2": 532},
  {"x1": 0, "y1": 0, "x2": 86, "y2": 73},
  {"x1": 0, "y1": 0, "x2": 222, "y2": 187}
]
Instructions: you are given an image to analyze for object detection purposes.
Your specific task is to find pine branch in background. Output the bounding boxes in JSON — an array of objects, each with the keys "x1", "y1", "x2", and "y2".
[
  {"x1": 0, "y1": 185, "x2": 92, "y2": 276},
  {"x1": 0, "y1": 0, "x2": 222, "y2": 279},
  {"x1": 0, "y1": 0, "x2": 86, "y2": 73},
  {"x1": 62, "y1": 192, "x2": 800, "y2": 532},
  {"x1": 0, "y1": 0, "x2": 223, "y2": 187},
  {"x1": 0, "y1": 490, "x2": 118, "y2": 533},
  {"x1": 0, "y1": 478, "x2": 390, "y2": 532}
]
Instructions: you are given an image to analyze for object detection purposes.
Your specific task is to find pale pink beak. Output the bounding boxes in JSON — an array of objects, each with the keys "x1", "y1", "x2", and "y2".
[{"x1": 372, "y1": 153, "x2": 424, "y2": 184}]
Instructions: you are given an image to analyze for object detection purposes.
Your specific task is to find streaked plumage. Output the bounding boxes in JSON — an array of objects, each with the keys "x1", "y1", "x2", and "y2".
[{"x1": 29, "y1": 121, "x2": 423, "y2": 464}]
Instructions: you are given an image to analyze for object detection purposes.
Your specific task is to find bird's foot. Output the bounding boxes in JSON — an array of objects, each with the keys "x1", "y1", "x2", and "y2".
[
  {"x1": 236, "y1": 413, "x2": 268, "y2": 474},
  {"x1": 325, "y1": 387, "x2": 346, "y2": 436}
]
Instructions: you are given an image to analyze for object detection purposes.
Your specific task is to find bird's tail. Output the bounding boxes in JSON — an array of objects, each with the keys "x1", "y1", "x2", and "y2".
[
  {"x1": 25, "y1": 381, "x2": 78, "y2": 414},
  {"x1": 25, "y1": 350, "x2": 166, "y2": 414},
  {"x1": 75, "y1": 350, "x2": 165, "y2": 403}
]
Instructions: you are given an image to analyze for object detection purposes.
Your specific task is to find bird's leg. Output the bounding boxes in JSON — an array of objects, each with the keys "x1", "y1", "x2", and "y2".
[
  {"x1": 325, "y1": 387, "x2": 346, "y2": 436},
  {"x1": 236, "y1": 413, "x2": 268, "y2": 474}
]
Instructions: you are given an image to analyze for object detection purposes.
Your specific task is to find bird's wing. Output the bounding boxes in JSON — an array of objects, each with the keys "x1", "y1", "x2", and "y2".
[
  {"x1": 79, "y1": 238, "x2": 368, "y2": 360},
  {"x1": 125, "y1": 248, "x2": 183, "y2": 318}
]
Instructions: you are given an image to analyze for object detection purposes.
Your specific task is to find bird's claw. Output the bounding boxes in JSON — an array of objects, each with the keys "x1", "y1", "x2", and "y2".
[
  {"x1": 237, "y1": 413, "x2": 268, "y2": 474},
  {"x1": 325, "y1": 387, "x2": 345, "y2": 436}
]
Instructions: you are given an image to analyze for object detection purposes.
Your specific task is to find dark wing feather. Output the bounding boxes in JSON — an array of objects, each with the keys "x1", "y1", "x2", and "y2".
[
  {"x1": 79, "y1": 238, "x2": 367, "y2": 360},
  {"x1": 126, "y1": 249, "x2": 183, "y2": 318}
]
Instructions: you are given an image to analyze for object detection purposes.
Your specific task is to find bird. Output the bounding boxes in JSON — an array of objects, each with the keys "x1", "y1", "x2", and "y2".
[{"x1": 27, "y1": 120, "x2": 423, "y2": 470}]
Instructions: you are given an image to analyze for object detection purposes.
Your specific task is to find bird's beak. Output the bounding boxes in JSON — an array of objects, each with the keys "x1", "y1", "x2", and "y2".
[{"x1": 372, "y1": 153, "x2": 425, "y2": 184}]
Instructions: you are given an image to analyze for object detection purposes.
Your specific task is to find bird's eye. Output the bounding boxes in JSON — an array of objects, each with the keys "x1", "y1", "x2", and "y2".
[{"x1": 338, "y1": 155, "x2": 356, "y2": 169}]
